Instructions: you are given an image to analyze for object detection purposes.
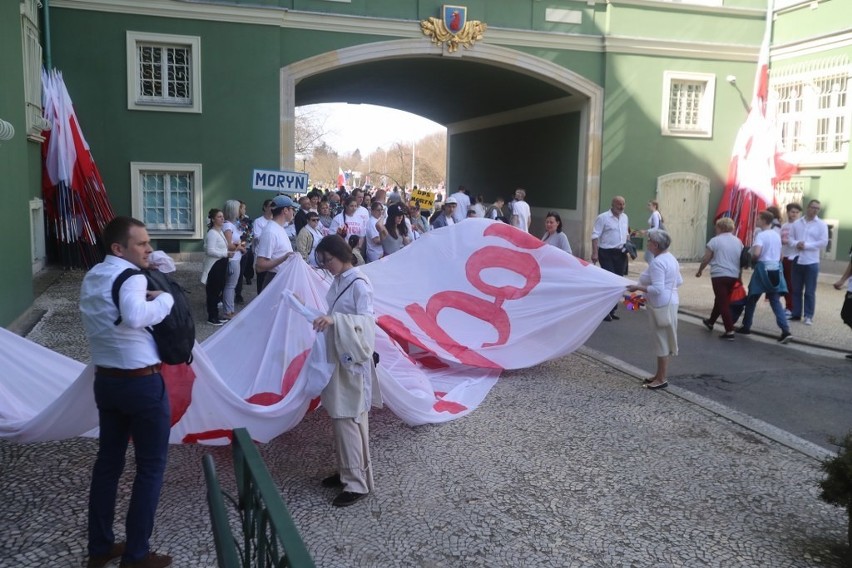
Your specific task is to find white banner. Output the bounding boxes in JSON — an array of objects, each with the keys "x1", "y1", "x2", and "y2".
[{"x1": 0, "y1": 220, "x2": 630, "y2": 445}]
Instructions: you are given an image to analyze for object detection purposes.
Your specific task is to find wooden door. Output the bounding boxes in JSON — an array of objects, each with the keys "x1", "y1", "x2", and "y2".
[{"x1": 656, "y1": 172, "x2": 710, "y2": 260}]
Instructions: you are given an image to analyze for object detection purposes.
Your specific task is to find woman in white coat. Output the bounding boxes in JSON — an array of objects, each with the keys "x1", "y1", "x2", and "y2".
[
  {"x1": 312, "y1": 235, "x2": 381, "y2": 507},
  {"x1": 627, "y1": 229, "x2": 682, "y2": 389}
]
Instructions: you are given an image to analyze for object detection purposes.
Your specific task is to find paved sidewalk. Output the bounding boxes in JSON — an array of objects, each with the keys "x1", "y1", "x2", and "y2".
[{"x1": 1, "y1": 262, "x2": 850, "y2": 567}]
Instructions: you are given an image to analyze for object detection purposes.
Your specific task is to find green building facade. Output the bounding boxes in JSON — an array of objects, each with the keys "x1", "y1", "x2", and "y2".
[{"x1": 2, "y1": 0, "x2": 849, "y2": 327}]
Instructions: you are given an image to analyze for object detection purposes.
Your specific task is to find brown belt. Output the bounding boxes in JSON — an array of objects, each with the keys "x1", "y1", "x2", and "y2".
[{"x1": 95, "y1": 363, "x2": 162, "y2": 378}]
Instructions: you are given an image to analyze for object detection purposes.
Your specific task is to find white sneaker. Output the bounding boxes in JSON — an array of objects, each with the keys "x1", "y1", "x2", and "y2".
[{"x1": 803, "y1": 317, "x2": 813, "y2": 326}]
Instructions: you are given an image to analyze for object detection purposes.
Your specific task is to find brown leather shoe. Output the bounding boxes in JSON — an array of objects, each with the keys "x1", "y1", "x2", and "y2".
[
  {"x1": 87, "y1": 542, "x2": 125, "y2": 568},
  {"x1": 118, "y1": 552, "x2": 172, "y2": 568}
]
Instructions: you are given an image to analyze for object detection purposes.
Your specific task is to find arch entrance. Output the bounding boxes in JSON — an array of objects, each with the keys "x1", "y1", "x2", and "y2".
[{"x1": 281, "y1": 40, "x2": 602, "y2": 255}]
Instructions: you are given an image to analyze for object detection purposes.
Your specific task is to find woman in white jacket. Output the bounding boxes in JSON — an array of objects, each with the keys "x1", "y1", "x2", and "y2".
[
  {"x1": 312, "y1": 235, "x2": 381, "y2": 508},
  {"x1": 201, "y1": 209, "x2": 232, "y2": 325}
]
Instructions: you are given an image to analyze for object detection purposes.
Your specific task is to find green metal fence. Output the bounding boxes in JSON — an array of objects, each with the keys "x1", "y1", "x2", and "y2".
[{"x1": 203, "y1": 428, "x2": 315, "y2": 568}]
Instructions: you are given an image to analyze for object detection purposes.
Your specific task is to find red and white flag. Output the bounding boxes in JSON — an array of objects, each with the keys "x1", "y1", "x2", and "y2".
[{"x1": 714, "y1": 6, "x2": 797, "y2": 245}]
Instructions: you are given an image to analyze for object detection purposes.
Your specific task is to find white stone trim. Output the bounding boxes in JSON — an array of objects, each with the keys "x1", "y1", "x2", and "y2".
[
  {"x1": 771, "y1": 29, "x2": 852, "y2": 61},
  {"x1": 282, "y1": 40, "x2": 603, "y2": 256},
  {"x1": 29, "y1": 198, "x2": 46, "y2": 275}
]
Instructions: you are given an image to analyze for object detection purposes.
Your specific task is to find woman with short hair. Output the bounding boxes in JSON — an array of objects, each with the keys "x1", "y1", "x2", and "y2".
[
  {"x1": 627, "y1": 229, "x2": 683, "y2": 389},
  {"x1": 696, "y1": 217, "x2": 744, "y2": 340}
]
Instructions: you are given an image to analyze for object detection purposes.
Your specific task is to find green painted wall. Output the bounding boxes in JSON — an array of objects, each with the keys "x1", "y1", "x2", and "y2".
[
  {"x1": 606, "y1": 4, "x2": 764, "y2": 43},
  {"x1": 773, "y1": 0, "x2": 844, "y2": 44},
  {"x1": 50, "y1": 9, "x2": 283, "y2": 253},
  {"x1": 0, "y1": 2, "x2": 39, "y2": 327},
  {"x1": 600, "y1": 52, "x2": 763, "y2": 230},
  {"x1": 449, "y1": 113, "x2": 581, "y2": 208}
]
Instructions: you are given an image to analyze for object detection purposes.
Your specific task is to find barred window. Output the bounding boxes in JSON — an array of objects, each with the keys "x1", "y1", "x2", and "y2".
[
  {"x1": 771, "y1": 57, "x2": 851, "y2": 166},
  {"x1": 661, "y1": 72, "x2": 716, "y2": 138},
  {"x1": 127, "y1": 32, "x2": 201, "y2": 113},
  {"x1": 131, "y1": 163, "x2": 204, "y2": 239},
  {"x1": 138, "y1": 44, "x2": 192, "y2": 104}
]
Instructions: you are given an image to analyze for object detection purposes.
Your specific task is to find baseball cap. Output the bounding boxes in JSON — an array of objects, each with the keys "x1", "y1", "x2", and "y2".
[
  {"x1": 445, "y1": 196, "x2": 458, "y2": 205},
  {"x1": 271, "y1": 195, "x2": 297, "y2": 209}
]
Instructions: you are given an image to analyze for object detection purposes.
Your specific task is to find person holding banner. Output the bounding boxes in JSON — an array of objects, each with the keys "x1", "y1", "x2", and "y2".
[
  {"x1": 627, "y1": 229, "x2": 682, "y2": 390},
  {"x1": 313, "y1": 235, "x2": 381, "y2": 507}
]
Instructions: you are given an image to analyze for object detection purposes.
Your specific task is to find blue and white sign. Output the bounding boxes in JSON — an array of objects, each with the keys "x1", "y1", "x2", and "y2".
[{"x1": 252, "y1": 168, "x2": 309, "y2": 193}]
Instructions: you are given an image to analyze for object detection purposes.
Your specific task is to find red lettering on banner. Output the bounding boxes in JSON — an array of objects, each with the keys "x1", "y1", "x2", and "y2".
[
  {"x1": 377, "y1": 315, "x2": 449, "y2": 369},
  {"x1": 484, "y1": 222, "x2": 546, "y2": 249},
  {"x1": 280, "y1": 349, "x2": 310, "y2": 398},
  {"x1": 465, "y1": 246, "x2": 541, "y2": 304},
  {"x1": 406, "y1": 292, "x2": 503, "y2": 367},
  {"x1": 246, "y1": 392, "x2": 284, "y2": 406}
]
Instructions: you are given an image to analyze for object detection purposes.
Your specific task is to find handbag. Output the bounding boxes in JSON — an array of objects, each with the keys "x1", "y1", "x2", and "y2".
[
  {"x1": 648, "y1": 271, "x2": 677, "y2": 328},
  {"x1": 729, "y1": 279, "x2": 747, "y2": 304},
  {"x1": 649, "y1": 304, "x2": 671, "y2": 328}
]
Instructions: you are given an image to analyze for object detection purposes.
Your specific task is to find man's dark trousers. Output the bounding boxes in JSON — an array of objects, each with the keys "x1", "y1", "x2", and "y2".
[
  {"x1": 88, "y1": 371, "x2": 170, "y2": 562},
  {"x1": 598, "y1": 247, "x2": 628, "y2": 317}
]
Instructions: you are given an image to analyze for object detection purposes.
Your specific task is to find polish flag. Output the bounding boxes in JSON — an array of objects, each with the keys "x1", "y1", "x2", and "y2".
[
  {"x1": 337, "y1": 167, "x2": 345, "y2": 188},
  {"x1": 714, "y1": 9, "x2": 797, "y2": 245}
]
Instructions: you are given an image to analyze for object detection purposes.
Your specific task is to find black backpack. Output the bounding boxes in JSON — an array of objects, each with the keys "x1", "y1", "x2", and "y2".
[{"x1": 112, "y1": 268, "x2": 196, "y2": 365}]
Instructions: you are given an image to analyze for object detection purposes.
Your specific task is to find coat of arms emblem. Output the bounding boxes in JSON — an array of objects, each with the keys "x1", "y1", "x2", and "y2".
[{"x1": 421, "y1": 5, "x2": 487, "y2": 53}]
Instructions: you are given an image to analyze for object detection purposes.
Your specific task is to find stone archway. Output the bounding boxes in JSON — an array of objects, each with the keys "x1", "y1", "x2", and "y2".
[{"x1": 280, "y1": 39, "x2": 603, "y2": 255}]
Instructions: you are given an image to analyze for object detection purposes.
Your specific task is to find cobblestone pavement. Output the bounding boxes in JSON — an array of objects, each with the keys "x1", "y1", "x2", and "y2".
[{"x1": 1, "y1": 262, "x2": 849, "y2": 567}]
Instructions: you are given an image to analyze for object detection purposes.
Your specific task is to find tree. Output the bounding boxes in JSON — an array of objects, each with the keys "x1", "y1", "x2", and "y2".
[
  {"x1": 820, "y1": 431, "x2": 852, "y2": 558},
  {"x1": 294, "y1": 107, "x2": 329, "y2": 156}
]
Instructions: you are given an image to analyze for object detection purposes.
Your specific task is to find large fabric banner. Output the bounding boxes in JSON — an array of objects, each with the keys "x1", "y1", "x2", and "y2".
[{"x1": 0, "y1": 220, "x2": 630, "y2": 445}]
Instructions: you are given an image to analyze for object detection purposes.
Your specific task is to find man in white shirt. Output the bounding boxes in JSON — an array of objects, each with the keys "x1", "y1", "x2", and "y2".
[
  {"x1": 79, "y1": 216, "x2": 175, "y2": 568},
  {"x1": 255, "y1": 195, "x2": 298, "y2": 293},
  {"x1": 788, "y1": 199, "x2": 829, "y2": 325},
  {"x1": 780, "y1": 202, "x2": 802, "y2": 316},
  {"x1": 449, "y1": 185, "x2": 471, "y2": 222},
  {"x1": 510, "y1": 188, "x2": 531, "y2": 233},
  {"x1": 591, "y1": 196, "x2": 629, "y2": 321},
  {"x1": 252, "y1": 198, "x2": 274, "y2": 294}
]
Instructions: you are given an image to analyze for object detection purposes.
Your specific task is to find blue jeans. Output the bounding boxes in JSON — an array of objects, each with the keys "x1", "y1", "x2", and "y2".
[
  {"x1": 791, "y1": 261, "x2": 819, "y2": 319},
  {"x1": 742, "y1": 292, "x2": 789, "y2": 333},
  {"x1": 88, "y1": 372, "x2": 170, "y2": 562}
]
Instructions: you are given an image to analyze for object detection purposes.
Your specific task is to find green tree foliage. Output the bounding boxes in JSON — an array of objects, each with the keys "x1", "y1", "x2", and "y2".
[{"x1": 820, "y1": 431, "x2": 852, "y2": 552}]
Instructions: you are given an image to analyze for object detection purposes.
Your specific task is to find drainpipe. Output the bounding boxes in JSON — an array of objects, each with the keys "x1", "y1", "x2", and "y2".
[{"x1": 41, "y1": 0, "x2": 52, "y2": 70}]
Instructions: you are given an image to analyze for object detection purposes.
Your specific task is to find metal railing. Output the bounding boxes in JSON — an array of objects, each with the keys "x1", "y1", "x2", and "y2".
[{"x1": 203, "y1": 428, "x2": 315, "y2": 568}]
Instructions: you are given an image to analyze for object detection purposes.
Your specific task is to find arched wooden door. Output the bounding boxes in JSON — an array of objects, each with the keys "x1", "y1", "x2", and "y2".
[{"x1": 656, "y1": 172, "x2": 710, "y2": 260}]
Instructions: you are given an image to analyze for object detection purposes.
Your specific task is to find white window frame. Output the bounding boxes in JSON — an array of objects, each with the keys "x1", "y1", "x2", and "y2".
[
  {"x1": 130, "y1": 162, "x2": 204, "y2": 239},
  {"x1": 21, "y1": 0, "x2": 50, "y2": 141},
  {"x1": 126, "y1": 31, "x2": 202, "y2": 113},
  {"x1": 661, "y1": 71, "x2": 716, "y2": 138},
  {"x1": 770, "y1": 58, "x2": 851, "y2": 168}
]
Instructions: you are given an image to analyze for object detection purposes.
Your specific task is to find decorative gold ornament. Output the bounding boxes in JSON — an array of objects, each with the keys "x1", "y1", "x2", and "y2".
[{"x1": 421, "y1": 5, "x2": 487, "y2": 53}]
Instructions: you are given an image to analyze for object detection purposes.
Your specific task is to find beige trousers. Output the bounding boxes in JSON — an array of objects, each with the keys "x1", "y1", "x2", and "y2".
[{"x1": 331, "y1": 411, "x2": 374, "y2": 494}]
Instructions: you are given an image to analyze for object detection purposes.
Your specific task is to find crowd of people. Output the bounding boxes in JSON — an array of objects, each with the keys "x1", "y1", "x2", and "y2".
[
  {"x1": 594, "y1": 195, "x2": 842, "y2": 390},
  {"x1": 76, "y1": 189, "x2": 846, "y2": 566},
  {"x1": 201, "y1": 184, "x2": 583, "y2": 325}
]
